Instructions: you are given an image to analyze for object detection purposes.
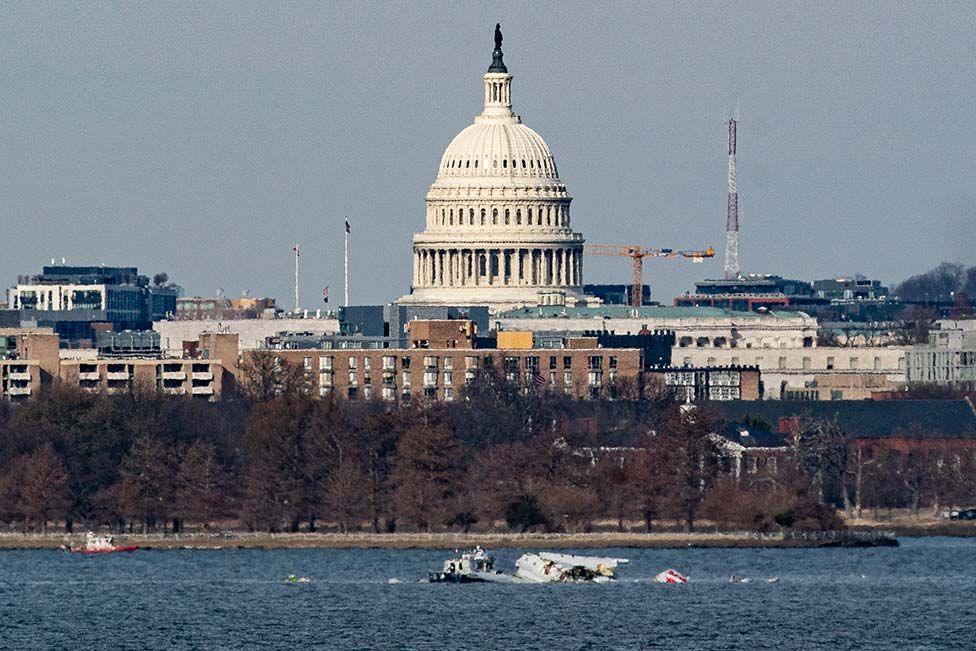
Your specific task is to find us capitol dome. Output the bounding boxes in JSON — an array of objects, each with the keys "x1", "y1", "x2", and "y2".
[{"x1": 400, "y1": 25, "x2": 595, "y2": 311}]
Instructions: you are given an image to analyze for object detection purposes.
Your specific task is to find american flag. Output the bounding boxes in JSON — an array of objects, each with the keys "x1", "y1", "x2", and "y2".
[
  {"x1": 344, "y1": 219, "x2": 351, "y2": 234},
  {"x1": 322, "y1": 286, "x2": 329, "y2": 303},
  {"x1": 292, "y1": 244, "x2": 300, "y2": 256},
  {"x1": 532, "y1": 373, "x2": 547, "y2": 391}
]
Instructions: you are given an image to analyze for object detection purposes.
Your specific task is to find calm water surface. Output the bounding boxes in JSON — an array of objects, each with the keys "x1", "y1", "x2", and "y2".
[{"x1": 0, "y1": 537, "x2": 974, "y2": 650}]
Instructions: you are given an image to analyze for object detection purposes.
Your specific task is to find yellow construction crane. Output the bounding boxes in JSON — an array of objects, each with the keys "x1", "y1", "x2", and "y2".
[{"x1": 585, "y1": 244, "x2": 716, "y2": 307}]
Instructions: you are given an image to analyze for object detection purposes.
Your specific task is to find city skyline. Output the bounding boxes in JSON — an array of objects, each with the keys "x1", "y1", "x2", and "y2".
[{"x1": 2, "y1": 3, "x2": 975, "y2": 306}]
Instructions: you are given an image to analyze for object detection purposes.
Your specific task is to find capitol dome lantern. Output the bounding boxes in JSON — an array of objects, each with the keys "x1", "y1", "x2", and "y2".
[{"x1": 400, "y1": 24, "x2": 592, "y2": 311}]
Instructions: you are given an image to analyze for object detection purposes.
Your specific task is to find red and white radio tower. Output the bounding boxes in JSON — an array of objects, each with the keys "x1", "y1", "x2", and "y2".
[{"x1": 724, "y1": 117, "x2": 740, "y2": 279}]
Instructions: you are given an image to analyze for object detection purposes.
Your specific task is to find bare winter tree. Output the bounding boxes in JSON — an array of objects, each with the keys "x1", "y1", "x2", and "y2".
[
  {"x1": 238, "y1": 352, "x2": 307, "y2": 402},
  {"x1": 391, "y1": 424, "x2": 464, "y2": 532},
  {"x1": 175, "y1": 440, "x2": 227, "y2": 530},
  {"x1": 795, "y1": 418, "x2": 849, "y2": 507},
  {"x1": 119, "y1": 436, "x2": 179, "y2": 533},
  {"x1": 10, "y1": 443, "x2": 71, "y2": 532},
  {"x1": 640, "y1": 406, "x2": 720, "y2": 532}
]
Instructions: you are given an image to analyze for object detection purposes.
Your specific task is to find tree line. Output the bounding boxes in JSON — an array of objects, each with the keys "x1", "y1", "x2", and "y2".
[
  {"x1": 0, "y1": 362, "x2": 973, "y2": 534},
  {"x1": 895, "y1": 261, "x2": 976, "y2": 304}
]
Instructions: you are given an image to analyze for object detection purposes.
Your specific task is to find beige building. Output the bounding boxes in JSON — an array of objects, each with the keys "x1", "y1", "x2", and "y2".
[
  {"x1": 0, "y1": 331, "x2": 59, "y2": 400},
  {"x1": 59, "y1": 358, "x2": 224, "y2": 398},
  {"x1": 0, "y1": 329, "x2": 238, "y2": 401},
  {"x1": 675, "y1": 345, "x2": 908, "y2": 400},
  {"x1": 0, "y1": 359, "x2": 40, "y2": 400}
]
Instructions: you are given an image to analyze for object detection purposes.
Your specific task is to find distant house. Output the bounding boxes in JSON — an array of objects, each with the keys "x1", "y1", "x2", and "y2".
[{"x1": 711, "y1": 421, "x2": 791, "y2": 486}]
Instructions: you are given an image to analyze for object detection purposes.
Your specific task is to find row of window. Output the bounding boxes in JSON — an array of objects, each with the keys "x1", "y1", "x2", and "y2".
[
  {"x1": 442, "y1": 156, "x2": 556, "y2": 176},
  {"x1": 318, "y1": 379, "x2": 634, "y2": 402},
  {"x1": 310, "y1": 354, "x2": 617, "y2": 373},
  {"x1": 680, "y1": 355, "x2": 903, "y2": 371},
  {"x1": 677, "y1": 336, "x2": 815, "y2": 349},
  {"x1": 430, "y1": 204, "x2": 568, "y2": 228},
  {"x1": 308, "y1": 355, "x2": 621, "y2": 390}
]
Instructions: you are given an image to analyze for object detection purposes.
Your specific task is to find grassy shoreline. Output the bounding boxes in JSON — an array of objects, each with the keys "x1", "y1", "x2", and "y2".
[{"x1": 0, "y1": 530, "x2": 909, "y2": 550}]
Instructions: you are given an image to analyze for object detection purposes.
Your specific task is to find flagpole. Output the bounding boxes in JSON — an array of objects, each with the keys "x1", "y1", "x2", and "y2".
[
  {"x1": 294, "y1": 244, "x2": 300, "y2": 313},
  {"x1": 344, "y1": 218, "x2": 349, "y2": 306}
]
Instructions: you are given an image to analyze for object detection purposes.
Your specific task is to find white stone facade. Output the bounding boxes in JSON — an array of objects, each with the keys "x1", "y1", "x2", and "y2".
[
  {"x1": 154, "y1": 318, "x2": 339, "y2": 354},
  {"x1": 906, "y1": 319, "x2": 976, "y2": 384},
  {"x1": 400, "y1": 49, "x2": 589, "y2": 310},
  {"x1": 495, "y1": 307, "x2": 819, "y2": 351}
]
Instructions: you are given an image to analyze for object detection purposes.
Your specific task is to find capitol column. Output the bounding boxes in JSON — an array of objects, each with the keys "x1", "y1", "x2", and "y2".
[{"x1": 507, "y1": 249, "x2": 518, "y2": 285}]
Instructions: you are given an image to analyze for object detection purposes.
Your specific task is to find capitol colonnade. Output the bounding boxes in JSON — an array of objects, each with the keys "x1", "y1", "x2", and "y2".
[{"x1": 413, "y1": 247, "x2": 582, "y2": 288}]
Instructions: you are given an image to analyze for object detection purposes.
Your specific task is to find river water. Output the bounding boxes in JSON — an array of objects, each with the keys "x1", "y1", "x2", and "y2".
[{"x1": 0, "y1": 537, "x2": 973, "y2": 650}]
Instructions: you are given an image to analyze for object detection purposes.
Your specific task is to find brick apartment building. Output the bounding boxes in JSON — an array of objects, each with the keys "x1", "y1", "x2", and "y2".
[{"x1": 249, "y1": 319, "x2": 761, "y2": 402}]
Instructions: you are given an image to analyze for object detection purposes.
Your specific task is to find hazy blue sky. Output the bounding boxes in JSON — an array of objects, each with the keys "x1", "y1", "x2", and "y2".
[{"x1": 2, "y1": 2, "x2": 974, "y2": 306}]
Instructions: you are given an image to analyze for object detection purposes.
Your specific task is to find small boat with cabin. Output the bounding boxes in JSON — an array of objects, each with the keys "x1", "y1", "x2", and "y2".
[
  {"x1": 428, "y1": 547, "x2": 506, "y2": 583},
  {"x1": 64, "y1": 532, "x2": 138, "y2": 554}
]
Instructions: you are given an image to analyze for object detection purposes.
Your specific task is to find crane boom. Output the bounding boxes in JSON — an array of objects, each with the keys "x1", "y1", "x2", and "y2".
[{"x1": 584, "y1": 244, "x2": 715, "y2": 307}]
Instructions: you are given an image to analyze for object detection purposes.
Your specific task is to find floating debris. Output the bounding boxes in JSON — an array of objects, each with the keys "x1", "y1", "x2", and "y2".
[
  {"x1": 730, "y1": 575, "x2": 751, "y2": 584},
  {"x1": 653, "y1": 569, "x2": 689, "y2": 584},
  {"x1": 387, "y1": 578, "x2": 401, "y2": 584},
  {"x1": 283, "y1": 574, "x2": 312, "y2": 584},
  {"x1": 515, "y1": 553, "x2": 628, "y2": 583}
]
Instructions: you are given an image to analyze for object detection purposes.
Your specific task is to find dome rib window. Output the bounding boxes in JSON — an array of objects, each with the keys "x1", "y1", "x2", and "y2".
[
  {"x1": 516, "y1": 209, "x2": 521, "y2": 225},
  {"x1": 465, "y1": 160, "x2": 470, "y2": 168},
  {"x1": 474, "y1": 160, "x2": 479, "y2": 168},
  {"x1": 522, "y1": 159, "x2": 526, "y2": 168},
  {"x1": 502, "y1": 159, "x2": 507, "y2": 169},
  {"x1": 492, "y1": 208, "x2": 498, "y2": 225},
  {"x1": 480, "y1": 208, "x2": 486, "y2": 225},
  {"x1": 504, "y1": 209, "x2": 510, "y2": 225}
]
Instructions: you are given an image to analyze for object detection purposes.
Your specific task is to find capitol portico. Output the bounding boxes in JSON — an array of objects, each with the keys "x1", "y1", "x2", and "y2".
[{"x1": 400, "y1": 26, "x2": 594, "y2": 311}]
